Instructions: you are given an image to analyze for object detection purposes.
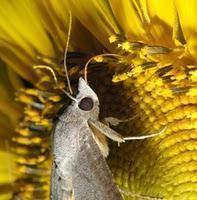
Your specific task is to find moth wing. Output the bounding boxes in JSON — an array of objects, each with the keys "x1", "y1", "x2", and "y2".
[
  {"x1": 51, "y1": 122, "x2": 74, "y2": 200},
  {"x1": 72, "y1": 127, "x2": 122, "y2": 200},
  {"x1": 88, "y1": 119, "x2": 124, "y2": 143}
]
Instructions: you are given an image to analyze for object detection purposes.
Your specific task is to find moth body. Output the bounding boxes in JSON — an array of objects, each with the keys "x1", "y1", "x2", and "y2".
[{"x1": 51, "y1": 78, "x2": 122, "y2": 200}]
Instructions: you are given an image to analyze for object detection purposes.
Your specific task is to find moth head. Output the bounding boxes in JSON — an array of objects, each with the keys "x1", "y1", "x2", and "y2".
[
  {"x1": 75, "y1": 77, "x2": 100, "y2": 119},
  {"x1": 57, "y1": 78, "x2": 100, "y2": 122}
]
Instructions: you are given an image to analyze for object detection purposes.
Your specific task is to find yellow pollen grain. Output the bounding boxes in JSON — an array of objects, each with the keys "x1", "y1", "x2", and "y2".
[
  {"x1": 172, "y1": 70, "x2": 186, "y2": 81},
  {"x1": 186, "y1": 88, "x2": 197, "y2": 96},
  {"x1": 16, "y1": 137, "x2": 41, "y2": 145},
  {"x1": 156, "y1": 97, "x2": 165, "y2": 105},
  {"x1": 32, "y1": 137, "x2": 42, "y2": 144},
  {"x1": 17, "y1": 94, "x2": 33, "y2": 104},
  {"x1": 25, "y1": 115, "x2": 41, "y2": 123},
  {"x1": 24, "y1": 89, "x2": 38, "y2": 96},
  {"x1": 144, "y1": 107, "x2": 151, "y2": 116},
  {"x1": 189, "y1": 70, "x2": 197, "y2": 82},
  {"x1": 15, "y1": 147, "x2": 28, "y2": 154},
  {"x1": 174, "y1": 108, "x2": 184, "y2": 119},
  {"x1": 155, "y1": 87, "x2": 173, "y2": 98},
  {"x1": 131, "y1": 57, "x2": 145, "y2": 66},
  {"x1": 17, "y1": 158, "x2": 37, "y2": 165},
  {"x1": 24, "y1": 185, "x2": 35, "y2": 192},
  {"x1": 17, "y1": 158, "x2": 27, "y2": 164},
  {"x1": 184, "y1": 106, "x2": 197, "y2": 117},
  {"x1": 187, "y1": 112, "x2": 197, "y2": 119},
  {"x1": 144, "y1": 80, "x2": 158, "y2": 91},
  {"x1": 17, "y1": 128, "x2": 30, "y2": 136},
  {"x1": 155, "y1": 78, "x2": 164, "y2": 87},
  {"x1": 143, "y1": 95, "x2": 152, "y2": 104},
  {"x1": 94, "y1": 55, "x2": 104, "y2": 63},
  {"x1": 38, "y1": 155, "x2": 46, "y2": 162},
  {"x1": 109, "y1": 35, "x2": 118, "y2": 43},
  {"x1": 172, "y1": 96, "x2": 182, "y2": 107},
  {"x1": 157, "y1": 99, "x2": 176, "y2": 113},
  {"x1": 18, "y1": 166, "x2": 26, "y2": 173},
  {"x1": 119, "y1": 42, "x2": 131, "y2": 52},
  {"x1": 132, "y1": 65, "x2": 142, "y2": 77},
  {"x1": 38, "y1": 76, "x2": 51, "y2": 84},
  {"x1": 137, "y1": 74, "x2": 146, "y2": 84},
  {"x1": 149, "y1": 114, "x2": 156, "y2": 123},
  {"x1": 153, "y1": 122, "x2": 163, "y2": 130},
  {"x1": 112, "y1": 73, "x2": 129, "y2": 82},
  {"x1": 49, "y1": 95, "x2": 61, "y2": 102},
  {"x1": 38, "y1": 119, "x2": 51, "y2": 127},
  {"x1": 25, "y1": 108, "x2": 40, "y2": 117},
  {"x1": 158, "y1": 116, "x2": 168, "y2": 125},
  {"x1": 180, "y1": 95, "x2": 192, "y2": 104}
]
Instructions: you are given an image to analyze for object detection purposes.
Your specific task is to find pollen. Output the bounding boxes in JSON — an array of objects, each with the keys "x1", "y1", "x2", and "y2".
[
  {"x1": 94, "y1": 55, "x2": 104, "y2": 63},
  {"x1": 189, "y1": 70, "x2": 197, "y2": 82},
  {"x1": 109, "y1": 35, "x2": 118, "y2": 43},
  {"x1": 16, "y1": 128, "x2": 30, "y2": 137},
  {"x1": 118, "y1": 41, "x2": 132, "y2": 52}
]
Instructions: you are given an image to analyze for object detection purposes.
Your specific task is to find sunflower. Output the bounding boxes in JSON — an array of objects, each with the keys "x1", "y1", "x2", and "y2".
[{"x1": 0, "y1": 0, "x2": 196, "y2": 200}]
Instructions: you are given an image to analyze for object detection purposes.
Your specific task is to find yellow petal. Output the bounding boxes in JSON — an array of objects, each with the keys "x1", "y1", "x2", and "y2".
[
  {"x1": 0, "y1": 0, "x2": 55, "y2": 82},
  {"x1": 35, "y1": 1, "x2": 104, "y2": 53},
  {"x1": 67, "y1": 0, "x2": 121, "y2": 50},
  {"x1": 145, "y1": 0, "x2": 176, "y2": 47},
  {"x1": 175, "y1": 0, "x2": 197, "y2": 57},
  {"x1": 109, "y1": 0, "x2": 150, "y2": 42}
]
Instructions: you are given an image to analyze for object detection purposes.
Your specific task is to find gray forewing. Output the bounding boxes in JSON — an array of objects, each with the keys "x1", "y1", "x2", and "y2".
[{"x1": 72, "y1": 126, "x2": 122, "y2": 200}]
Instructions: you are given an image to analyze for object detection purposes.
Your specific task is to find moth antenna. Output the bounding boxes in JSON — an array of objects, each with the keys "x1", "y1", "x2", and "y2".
[
  {"x1": 84, "y1": 53, "x2": 122, "y2": 83},
  {"x1": 124, "y1": 126, "x2": 167, "y2": 141},
  {"x1": 34, "y1": 65, "x2": 58, "y2": 83},
  {"x1": 64, "y1": 11, "x2": 73, "y2": 95},
  {"x1": 34, "y1": 65, "x2": 76, "y2": 101}
]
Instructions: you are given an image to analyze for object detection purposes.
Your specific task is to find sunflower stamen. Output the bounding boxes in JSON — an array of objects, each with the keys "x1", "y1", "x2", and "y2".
[
  {"x1": 171, "y1": 86, "x2": 191, "y2": 94},
  {"x1": 144, "y1": 46, "x2": 171, "y2": 55},
  {"x1": 141, "y1": 62, "x2": 158, "y2": 69},
  {"x1": 156, "y1": 65, "x2": 173, "y2": 77}
]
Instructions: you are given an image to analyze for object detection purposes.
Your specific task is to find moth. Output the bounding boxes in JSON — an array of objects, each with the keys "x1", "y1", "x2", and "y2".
[
  {"x1": 50, "y1": 12, "x2": 166, "y2": 200},
  {"x1": 51, "y1": 77, "x2": 123, "y2": 200}
]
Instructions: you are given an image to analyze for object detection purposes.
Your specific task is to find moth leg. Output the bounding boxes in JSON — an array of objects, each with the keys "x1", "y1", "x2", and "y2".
[
  {"x1": 124, "y1": 126, "x2": 167, "y2": 141},
  {"x1": 104, "y1": 115, "x2": 138, "y2": 126},
  {"x1": 104, "y1": 117, "x2": 166, "y2": 140},
  {"x1": 91, "y1": 128, "x2": 109, "y2": 157}
]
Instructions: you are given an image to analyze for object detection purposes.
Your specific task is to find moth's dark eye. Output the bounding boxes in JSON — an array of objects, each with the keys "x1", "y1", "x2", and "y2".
[{"x1": 78, "y1": 97, "x2": 94, "y2": 111}]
